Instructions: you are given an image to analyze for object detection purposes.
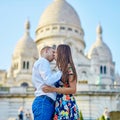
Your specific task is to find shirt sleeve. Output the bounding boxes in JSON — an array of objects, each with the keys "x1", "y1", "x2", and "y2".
[{"x1": 38, "y1": 59, "x2": 62, "y2": 85}]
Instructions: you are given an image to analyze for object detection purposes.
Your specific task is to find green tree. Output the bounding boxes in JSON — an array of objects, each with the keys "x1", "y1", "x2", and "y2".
[
  {"x1": 80, "y1": 110, "x2": 84, "y2": 120},
  {"x1": 97, "y1": 115, "x2": 105, "y2": 120}
]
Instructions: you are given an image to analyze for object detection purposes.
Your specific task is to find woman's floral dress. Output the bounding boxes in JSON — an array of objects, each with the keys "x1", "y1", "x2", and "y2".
[{"x1": 53, "y1": 66, "x2": 80, "y2": 120}]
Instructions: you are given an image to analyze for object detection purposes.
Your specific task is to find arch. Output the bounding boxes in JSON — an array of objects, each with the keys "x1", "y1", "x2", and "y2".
[
  {"x1": 21, "y1": 82, "x2": 29, "y2": 87},
  {"x1": 27, "y1": 61, "x2": 29, "y2": 69},
  {"x1": 100, "y1": 66, "x2": 103, "y2": 74},
  {"x1": 104, "y1": 66, "x2": 107, "y2": 74},
  {"x1": 23, "y1": 61, "x2": 26, "y2": 69}
]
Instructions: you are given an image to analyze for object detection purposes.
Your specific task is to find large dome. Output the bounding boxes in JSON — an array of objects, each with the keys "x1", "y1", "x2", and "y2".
[
  {"x1": 35, "y1": 0, "x2": 85, "y2": 53},
  {"x1": 88, "y1": 24, "x2": 112, "y2": 62},
  {"x1": 13, "y1": 20, "x2": 38, "y2": 59},
  {"x1": 37, "y1": 0, "x2": 81, "y2": 29}
]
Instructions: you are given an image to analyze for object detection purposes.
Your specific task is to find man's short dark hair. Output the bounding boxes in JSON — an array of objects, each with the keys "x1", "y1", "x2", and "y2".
[{"x1": 40, "y1": 46, "x2": 52, "y2": 55}]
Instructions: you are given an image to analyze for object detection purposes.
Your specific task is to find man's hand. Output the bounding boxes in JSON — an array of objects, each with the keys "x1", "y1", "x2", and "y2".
[{"x1": 42, "y1": 85, "x2": 54, "y2": 93}]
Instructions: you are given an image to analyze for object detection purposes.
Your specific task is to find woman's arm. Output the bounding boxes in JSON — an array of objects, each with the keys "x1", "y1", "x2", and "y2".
[{"x1": 42, "y1": 75, "x2": 77, "y2": 94}]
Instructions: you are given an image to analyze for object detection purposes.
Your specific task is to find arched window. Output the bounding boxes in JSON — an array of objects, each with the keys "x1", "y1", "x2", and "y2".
[
  {"x1": 23, "y1": 61, "x2": 29, "y2": 69},
  {"x1": 100, "y1": 66, "x2": 103, "y2": 74},
  {"x1": 23, "y1": 61, "x2": 26, "y2": 69},
  {"x1": 60, "y1": 26, "x2": 65, "y2": 30},
  {"x1": 21, "y1": 82, "x2": 28, "y2": 87},
  {"x1": 52, "y1": 26, "x2": 58, "y2": 30},
  {"x1": 104, "y1": 66, "x2": 107, "y2": 74},
  {"x1": 68, "y1": 27, "x2": 72, "y2": 31},
  {"x1": 27, "y1": 61, "x2": 29, "y2": 69}
]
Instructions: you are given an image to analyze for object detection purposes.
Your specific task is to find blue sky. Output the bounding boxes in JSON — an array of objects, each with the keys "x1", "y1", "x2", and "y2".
[{"x1": 0, "y1": 0, "x2": 120, "y2": 74}]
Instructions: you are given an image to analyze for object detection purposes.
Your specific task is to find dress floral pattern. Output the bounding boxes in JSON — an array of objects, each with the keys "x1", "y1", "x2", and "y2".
[{"x1": 53, "y1": 66, "x2": 80, "y2": 120}]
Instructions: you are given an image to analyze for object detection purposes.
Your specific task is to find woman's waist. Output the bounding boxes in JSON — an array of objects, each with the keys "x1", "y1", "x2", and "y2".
[{"x1": 57, "y1": 93, "x2": 73, "y2": 98}]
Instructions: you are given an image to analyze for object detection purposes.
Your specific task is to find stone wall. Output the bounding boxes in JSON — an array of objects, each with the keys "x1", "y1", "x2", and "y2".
[{"x1": 0, "y1": 86, "x2": 120, "y2": 120}]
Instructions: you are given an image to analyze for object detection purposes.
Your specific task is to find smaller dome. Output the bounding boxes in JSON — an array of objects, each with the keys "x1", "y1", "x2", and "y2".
[
  {"x1": 91, "y1": 42, "x2": 112, "y2": 61},
  {"x1": 13, "y1": 20, "x2": 38, "y2": 59},
  {"x1": 88, "y1": 24, "x2": 112, "y2": 62}
]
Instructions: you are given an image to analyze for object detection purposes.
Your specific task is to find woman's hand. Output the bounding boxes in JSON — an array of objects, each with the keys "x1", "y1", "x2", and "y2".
[{"x1": 42, "y1": 85, "x2": 55, "y2": 93}]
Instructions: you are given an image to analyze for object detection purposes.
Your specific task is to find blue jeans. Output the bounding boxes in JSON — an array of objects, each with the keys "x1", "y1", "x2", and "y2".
[{"x1": 32, "y1": 96, "x2": 55, "y2": 120}]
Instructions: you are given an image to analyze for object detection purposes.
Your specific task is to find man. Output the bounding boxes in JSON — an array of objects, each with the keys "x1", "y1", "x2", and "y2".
[
  {"x1": 103, "y1": 107, "x2": 110, "y2": 120},
  {"x1": 18, "y1": 106, "x2": 24, "y2": 120},
  {"x1": 32, "y1": 46, "x2": 62, "y2": 120}
]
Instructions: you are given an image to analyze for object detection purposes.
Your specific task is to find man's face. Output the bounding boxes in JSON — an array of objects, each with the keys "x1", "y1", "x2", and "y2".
[
  {"x1": 47, "y1": 48, "x2": 55, "y2": 62},
  {"x1": 54, "y1": 50, "x2": 57, "y2": 61}
]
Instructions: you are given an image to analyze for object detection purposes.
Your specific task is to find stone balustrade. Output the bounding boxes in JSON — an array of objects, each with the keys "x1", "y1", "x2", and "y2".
[
  {"x1": 0, "y1": 85, "x2": 120, "y2": 120},
  {"x1": 0, "y1": 84, "x2": 120, "y2": 95}
]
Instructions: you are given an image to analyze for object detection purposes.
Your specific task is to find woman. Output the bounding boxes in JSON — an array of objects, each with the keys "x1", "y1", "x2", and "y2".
[{"x1": 43, "y1": 44, "x2": 80, "y2": 120}]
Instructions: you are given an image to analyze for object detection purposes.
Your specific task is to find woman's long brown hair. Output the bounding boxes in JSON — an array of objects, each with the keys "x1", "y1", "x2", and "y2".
[{"x1": 56, "y1": 44, "x2": 77, "y2": 83}]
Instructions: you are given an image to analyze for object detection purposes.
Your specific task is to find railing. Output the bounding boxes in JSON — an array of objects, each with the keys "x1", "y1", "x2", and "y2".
[
  {"x1": 89, "y1": 84, "x2": 120, "y2": 92},
  {"x1": 78, "y1": 84, "x2": 120, "y2": 92},
  {"x1": 0, "y1": 84, "x2": 120, "y2": 95},
  {"x1": 0, "y1": 86, "x2": 35, "y2": 95}
]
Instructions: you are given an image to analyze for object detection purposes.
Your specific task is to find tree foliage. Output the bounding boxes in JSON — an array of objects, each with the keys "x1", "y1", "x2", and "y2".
[{"x1": 80, "y1": 110, "x2": 84, "y2": 120}]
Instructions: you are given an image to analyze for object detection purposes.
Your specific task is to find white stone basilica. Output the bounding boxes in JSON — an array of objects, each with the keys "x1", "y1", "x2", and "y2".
[{"x1": 0, "y1": 0, "x2": 120, "y2": 120}]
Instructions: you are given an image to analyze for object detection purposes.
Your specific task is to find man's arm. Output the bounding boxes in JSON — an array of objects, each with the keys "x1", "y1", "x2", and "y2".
[{"x1": 38, "y1": 60, "x2": 62, "y2": 85}]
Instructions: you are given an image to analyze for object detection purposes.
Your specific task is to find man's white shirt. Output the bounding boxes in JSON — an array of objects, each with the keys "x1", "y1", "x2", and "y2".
[{"x1": 32, "y1": 57, "x2": 62, "y2": 101}]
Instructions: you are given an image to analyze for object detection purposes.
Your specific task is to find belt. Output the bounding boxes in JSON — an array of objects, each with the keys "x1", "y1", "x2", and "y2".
[{"x1": 40, "y1": 95, "x2": 55, "y2": 105}]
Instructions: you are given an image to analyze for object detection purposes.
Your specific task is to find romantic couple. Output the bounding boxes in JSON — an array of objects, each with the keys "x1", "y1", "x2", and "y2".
[{"x1": 32, "y1": 44, "x2": 80, "y2": 120}]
